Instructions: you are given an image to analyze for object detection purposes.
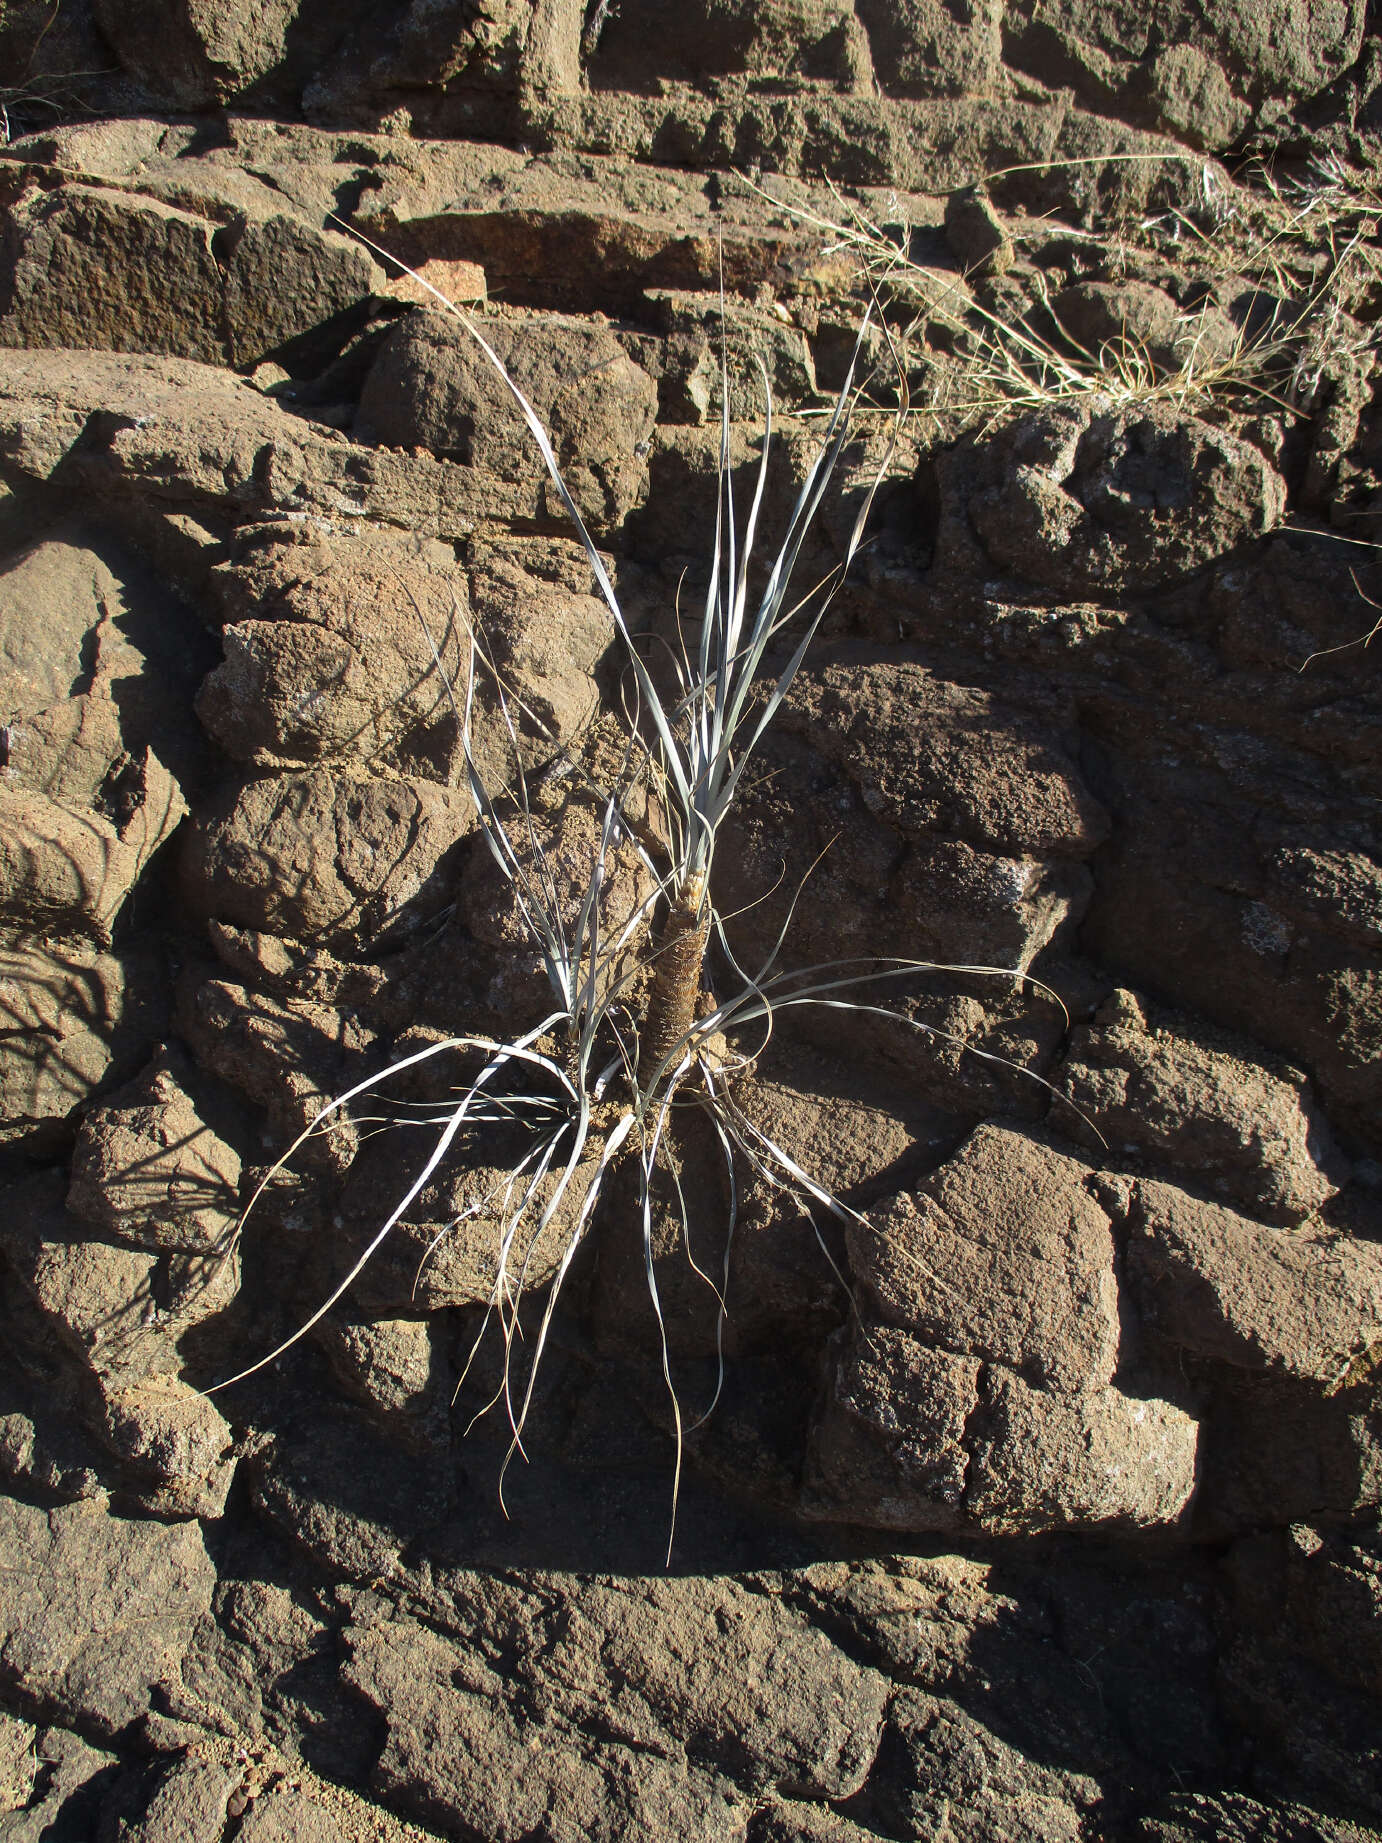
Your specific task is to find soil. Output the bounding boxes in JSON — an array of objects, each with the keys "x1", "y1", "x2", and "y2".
[{"x1": 0, "y1": 3, "x2": 1381, "y2": 1838}]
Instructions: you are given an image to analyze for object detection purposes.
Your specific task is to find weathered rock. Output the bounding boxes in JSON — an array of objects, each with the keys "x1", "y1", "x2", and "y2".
[
  {"x1": 343, "y1": 1610, "x2": 750, "y2": 1842},
  {"x1": 358, "y1": 309, "x2": 657, "y2": 533},
  {"x1": 96, "y1": 1374, "x2": 236, "y2": 1519},
  {"x1": 179, "y1": 975, "x2": 370, "y2": 1171},
  {"x1": 807, "y1": 1312, "x2": 1198, "y2": 1535},
  {"x1": 943, "y1": 185, "x2": 1014, "y2": 275},
  {"x1": 0, "y1": 182, "x2": 226, "y2": 362},
  {"x1": 1061, "y1": 1002, "x2": 1343, "y2": 1225},
  {"x1": 807, "y1": 1324, "x2": 980, "y2": 1531},
  {"x1": 184, "y1": 767, "x2": 470, "y2": 952},
  {"x1": 125, "y1": 1751, "x2": 241, "y2": 1839},
  {"x1": 870, "y1": 1687, "x2": 1098, "y2": 1841},
  {"x1": 0, "y1": 1725, "x2": 121, "y2": 1839},
  {"x1": 1126, "y1": 1178, "x2": 1382, "y2": 1386},
  {"x1": 67, "y1": 1054, "x2": 242, "y2": 1253},
  {"x1": 785, "y1": 656, "x2": 1109, "y2": 858},
  {"x1": 315, "y1": 1313, "x2": 447, "y2": 1441},
  {"x1": 90, "y1": 0, "x2": 300, "y2": 106},
  {"x1": 959, "y1": 403, "x2": 1286, "y2": 596},
  {"x1": 0, "y1": 1495, "x2": 215, "y2": 1737},
  {"x1": 963, "y1": 1366, "x2": 1199, "y2": 1534},
  {"x1": 198, "y1": 523, "x2": 468, "y2": 777},
  {"x1": 849, "y1": 1123, "x2": 1119, "y2": 1394},
  {"x1": 343, "y1": 1572, "x2": 886, "y2": 1835},
  {"x1": 0, "y1": 1169, "x2": 238, "y2": 1387}
]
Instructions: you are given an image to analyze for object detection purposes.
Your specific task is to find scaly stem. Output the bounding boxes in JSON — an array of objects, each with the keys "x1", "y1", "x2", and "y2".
[{"x1": 639, "y1": 870, "x2": 709, "y2": 1095}]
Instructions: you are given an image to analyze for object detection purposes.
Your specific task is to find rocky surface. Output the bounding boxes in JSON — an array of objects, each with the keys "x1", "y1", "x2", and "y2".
[{"x1": 0, "y1": 4, "x2": 1379, "y2": 1840}]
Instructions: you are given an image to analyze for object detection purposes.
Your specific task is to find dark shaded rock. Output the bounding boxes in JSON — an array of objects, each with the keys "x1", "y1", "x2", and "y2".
[
  {"x1": 869, "y1": 1687, "x2": 1097, "y2": 1841},
  {"x1": 958, "y1": 403, "x2": 1286, "y2": 596},
  {"x1": 1061, "y1": 1003, "x2": 1343, "y2": 1226},
  {"x1": 68, "y1": 1053, "x2": 242, "y2": 1253},
  {"x1": 785, "y1": 655, "x2": 1109, "y2": 858},
  {"x1": 943, "y1": 185, "x2": 1014, "y2": 276},
  {"x1": 1127, "y1": 1178, "x2": 1382, "y2": 1385},
  {"x1": 0, "y1": 1495, "x2": 215, "y2": 1737}
]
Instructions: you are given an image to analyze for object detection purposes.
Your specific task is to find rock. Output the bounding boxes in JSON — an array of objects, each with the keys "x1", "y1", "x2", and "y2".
[
  {"x1": 179, "y1": 976, "x2": 369, "y2": 1171},
  {"x1": 785, "y1": 657, "x2": 1109, "y2": 858},
  {"x1": 1197, "y1": 1372, "x2": 1382, "y2": 1535},
  {"x1": 1135, "y1": 1788, "x2": 1381, "y2": 1841},
  {"x1": 249, "y1": 1408, "x2": 457, "y2": 1579},
  {"x1": 343, "y1": 1610, "x2": 750, "y2": 1841},
  {"x1": 1137, "y1": 44, "x2": 1251, "y2": 150},
  {"x1": 0, "y1": 1167, "x2": 237, "y2": 1388},
  {"x1": 358, "y1": 309, "x2": 657, "y2": 533},
  {"x1": 870, "y1": 1688, "x2": 1097, "y2": 1841},
  {"x1": 96, "y1": 1374, "x2": 236, "y2": 1519},
  {"x1": 198, "y1": 523, "x2": 468, "y2": 778},
  {"x1": 0, "y1": 182, "x2": 226, "y2": 363},
  {"x1": 807, "y1": 1324, "x2": 980, "y2": 1531},
  {"x1": 1126, "y1": 1179, "x2": 1382, "y2": 1386},
  {"x1": 465, "y1": 533, "x2": 615, "y2": 744},
  {"x1": 848, "y1": 1123, "x2": 1119, "y2": 1394},
  {"x1": 90, "y1": 0, "x2": 299, "y2": 106},
  {"x1": 0, "y1": 1710, "x2": 37, "y2": 1813},
  {"x1": 856, "y1": 0, "x2": 1002, "y2": 97},
  {"x1": 943, "y1": 185, "x2": 1014, "y2": 275},
  {"x1": 960, "y1": 403, "x2": 1287, "y2": 596},
  {"x1": 342, "y1": 1573, "x2": 886, "y2": 1835},
  {"x1": 67, "y1": 1053, "x2": 243, "y2": 1253},
  {"x1": 127, "y1": 1752, "x2": 240, "y2": 1840},
  {"x1": 0, "y1": 1495, "x2": 215, "y2": 1737},
  {"x1": 314, "y1": 1313, "x2": 447, "y2": 1441},
  {"x1": 807, "y1": 1312, "x2": 1198, "y2": 1535},
  {"x1": 963, "y1": 1366, "x2": 1199, "y2": 1535},
  {"x1": 1049, "y1": 280, "x2": 1229, "y2": 372},
  {"x1": 1060, "y1": 1008, "x2": 1343, "y2": 1225},
  {"x1": 329, "y1": 1139, "x2": 604, "y2": 1318},
  {"x1": 184, "y1": 767, "x2": 470, "y2": 952},
  {"x1": 235, "y1": 1782, "x2": 348, "y2": 1842},
  {"x1": 220, "y1": 214, "x2": 382, "y2": 370},
  {"x1": 0, "y1": 1725, "x2": 123, "y2": 1840}
]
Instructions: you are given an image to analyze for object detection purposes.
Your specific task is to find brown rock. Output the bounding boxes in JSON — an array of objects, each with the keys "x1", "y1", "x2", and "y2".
[
  {"x1": 1061, "y1": 1009, "x2": 1342, "y2": 1225},
  {"x1": 1127, "y1": 1178, "x2": 1382, "y2": 1386},
  {"x1": 785, "y1": 657, "x2": 1109, "y2": 858},
  {"x1": 964, "y1": 1367, "x2": 1199, "y2": 1534},
  {"x1": 0, "y1": 941, "x2": 154, "y2": 1146},
  {"x1": 199, "y1": 524, "x2": 469, "y2": 777},
  {"x1": 849, "y1": 1123, "x2": 1119, "y2": 1395},
  {"x1": 184, "y1": 768, "x2": 470, "y2": 952},
  {"x1": 963, "y1": 403, "x2": 1287, "y2": 596},
  {"x1": 0, "y1": 183, "x2": 226, "y2": 363},
  {"x1": 67, "y1": 1054, "x2": 242, "y2": 1254},
  {"x1": 807, "y1": 1323, "x2": 980, "y2": 1531},
  {"x1": 96, "y1": 1373, "x2": 236, "y2": 1519},
  {"x1": 358, "y1": 307, "x2": 657, "y2": 532},
  {"x1": 0, "y1": 1494, "x2": 215, "y2": 1738}
]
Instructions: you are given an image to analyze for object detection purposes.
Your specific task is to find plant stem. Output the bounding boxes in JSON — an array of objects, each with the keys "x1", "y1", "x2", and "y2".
[{"x1": 639, "y1": 870, "x2": 709, "y2": 1093}]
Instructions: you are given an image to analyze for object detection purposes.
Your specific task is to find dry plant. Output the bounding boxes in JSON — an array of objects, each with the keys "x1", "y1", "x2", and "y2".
[
  {"x1": 213, "y1": 241, "x2": 1072, "y2": 1554},
  {"x1": 752, "y1": 156, "x2": 1381, "y2": 436}
]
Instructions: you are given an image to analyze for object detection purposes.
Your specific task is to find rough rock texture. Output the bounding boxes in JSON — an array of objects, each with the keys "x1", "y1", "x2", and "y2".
[{"x1": 0, "y1": 9, "x2": 1378, "y2": 1843}]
